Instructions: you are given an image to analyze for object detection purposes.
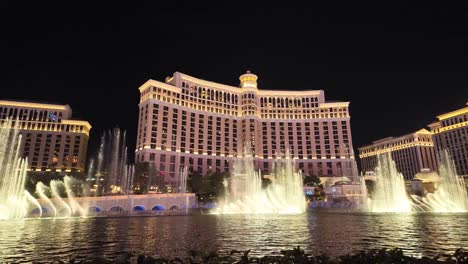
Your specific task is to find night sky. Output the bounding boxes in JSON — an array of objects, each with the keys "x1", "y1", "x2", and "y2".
[{"x1": 1, "y1": 2, "x2": 467, "y2": 166}]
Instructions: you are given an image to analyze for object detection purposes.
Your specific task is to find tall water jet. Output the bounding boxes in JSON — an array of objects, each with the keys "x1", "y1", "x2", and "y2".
[
  {"x1": 369, "y1": 153, "x2": 412, "y2": 213},
  {"x1": 86, "y1": 159, "x2": 95, "y2": 180},
  {"x1": 88, "y1": 127, "x2": 130, "y2": 195},
  {"x1": 412, "y1": 150, "x2": 468, "y2": 212},
  {"x1": 179, "y1": 166, "x2": 188, "y2": 194},
  {"x1": 358, "y1": 175, "x2": 369, "y2": 211},
  {"x1": 108, "y1": 129, "x2": 121, "y2": 191},
  {"x1": 121, "y1": 165, "x2": 135, "y2": 194},
  {"x1": 36, "y1": 182, "x2": 57, "y2": 218},
  {"x1": 179, "y1": 166, "x2": 189, "y2": 214},
  {"x1": 214, "y1": 144, "x2": 306, "y2": 214},
  {"x1": 0, "y1": 119, "x2": 28, "y2": 220}
]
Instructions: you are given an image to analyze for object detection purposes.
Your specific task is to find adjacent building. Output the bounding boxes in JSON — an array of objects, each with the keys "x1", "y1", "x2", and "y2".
[
  {"x1": 428, "y1": 103, "x2": 468, "y2": 177},
  {"x1": 136, "y1": 71, "x2": 356, "y2": 184},
  {"x1": 358, "y1": 129, "x2": 437, "y2": 180},
  {"x1": 0, "y1": 100, "x2": 91, "y2": 172}
]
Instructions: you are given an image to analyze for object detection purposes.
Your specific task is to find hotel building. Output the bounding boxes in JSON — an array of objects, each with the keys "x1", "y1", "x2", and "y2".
[
  {"x1": 428, "y1": 103, "x2": 468, "y2": 177},
  {"x1": 358, "y1": 129, "x2": 437, "y2": 180},
  {"x1": 136, "y1": 71, "x2": 356, "y2": 183},
  {"x1": 0, "y1": 100, "x2": 91, "y2": 172}
]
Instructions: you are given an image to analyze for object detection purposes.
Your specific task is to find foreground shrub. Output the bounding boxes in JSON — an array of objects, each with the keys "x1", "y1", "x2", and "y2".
[{"x1": 41, "y1": 247, "x2": 467, "y2": 264}]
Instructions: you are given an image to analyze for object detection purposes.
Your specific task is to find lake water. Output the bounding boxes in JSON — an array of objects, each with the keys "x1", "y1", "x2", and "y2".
[{"x1": 0, "y1": 211, "x2": 467, "y2": 262}]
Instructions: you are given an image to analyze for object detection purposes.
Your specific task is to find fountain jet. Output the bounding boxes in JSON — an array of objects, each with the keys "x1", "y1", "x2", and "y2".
[
  {"x1": 369, "y1": 153, "x2": 412, "y2": 213},
  {"x1": 50, "y1": 180, "x2": 72, "y2": 217},
  {"x1": 36, "y1": 182, "x2": 57, "y2": 218},
  {"x1": 0, "y1": 119, "x2": 28, "y2": 220},
  {"x1": 411, "y1": 150, "x2": 468, "y2": 212},
  {"x1": 213, "y1": 144, "x2": 306, "y2": 214},
  {"x1": 367, "y1": 151, "x2": 468, "y2": 213}
]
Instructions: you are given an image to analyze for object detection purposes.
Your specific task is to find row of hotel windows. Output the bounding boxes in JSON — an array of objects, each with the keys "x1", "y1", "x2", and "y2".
[
  {"x1": 361, "y1": 146, "x2": 436, "y2": 179},
  {"x1": 181, "y1": 84, "x2": 239, "y2": 104},
  {"x1": 141, "y1": 135, "x2": 351, "y2": 158},
  {"x1": 138, "y1": 152, "x2": 353, "y2": 177},
  {"x1": 441, "y1": 114, "x2": 468, "y2": 127},
  {"x1": 146, "y1": 88, "x2": 322, "y2": 111},
  {"x1": 435, "y1": 128, "x2": 467, "y2": 145},
  {"x1": 140, "y1": 91, "x2": 345, "y2": 119},
  {"x1": 16, "y1": 120, "x2": 87, "y2": 134},
  {"x1": 22, "y1": 133, "x2": 83, "y2": 168},
  {"x1": 360, "y1": 136, "x2": 433, "y2": 155},
  {"x1": 434, "y1": 129, "x2": 468, "y2": 175},
  {"x1": 140, "y1": 92, "x2": 240, "y2": 116},
  {"x1": 140, "y1": 103, "x2": 350, "y2": 130},
  {"x1": 0, "y1": 107, "x2": 64, "y2": 122},
  {"x1": 143, "y1": 84, "x2": 325, "y2": 111},
  {"x1": 180, "y1": 81, "x2": 323, "y2": 107}
]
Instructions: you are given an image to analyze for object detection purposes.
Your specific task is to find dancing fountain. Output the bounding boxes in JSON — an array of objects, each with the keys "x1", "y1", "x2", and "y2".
[
  {"x1": 179, "y1": 166, "x2": 189, "y2": 213},
  {"x1": 1, "y1": 121, "x2": 193, "y2": 219},
  {"x1": 368, "y1": 151, "x2": 468, "y2": 213},
  {"x1": 0, "y1": 119, "x2": 28, "y2": 220},
  {"x1": 87, "y1": 128, "x2": 134, "y2": 195},
  {"x1": 213, "y1": 145, "x2": 306, "y2": 214},
  {"x1": 368, "y1": 153, "x2": 413, "y2": 212},
  {"x1": 31, "y1": 176, "x2": 87, "y2": 218},
  {"x1": 411, "y1": 150, "x2": 468, "y2": 212}
]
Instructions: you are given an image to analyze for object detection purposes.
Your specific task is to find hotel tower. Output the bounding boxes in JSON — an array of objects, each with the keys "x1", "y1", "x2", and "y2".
[
  {"x1": 359, "y1": 103, "x2": 468, "y2": 180},
  {"x1": 136, "y1": 71, "x2": 355, "y2": 183},
  {"x1": 0, "y1": 100, "x2": 91, "y2": 173},
  {"x1": 358, "y1": 129, "x2": 437, "y2": 180},
  {"x1": 428, "y1": 103, "x2": 468, "y2": 178}
]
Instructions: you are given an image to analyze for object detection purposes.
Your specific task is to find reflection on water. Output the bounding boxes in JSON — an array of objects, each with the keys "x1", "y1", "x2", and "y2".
[{"x1": 0, "y1": 212, "x2": 467, "y2": 262}]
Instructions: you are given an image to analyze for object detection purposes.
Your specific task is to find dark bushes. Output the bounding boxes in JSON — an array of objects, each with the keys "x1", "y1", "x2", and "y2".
[{"x1": 38, "y1": 247, "x2": 467, "y2": 264}]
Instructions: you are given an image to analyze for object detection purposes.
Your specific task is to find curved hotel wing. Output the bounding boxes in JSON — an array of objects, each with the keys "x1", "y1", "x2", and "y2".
[{"x1": 136, "y1": 71, "x2": 355, "y2": 182}]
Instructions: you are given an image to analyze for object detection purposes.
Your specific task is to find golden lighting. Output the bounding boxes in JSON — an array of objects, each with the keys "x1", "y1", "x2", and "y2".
[
  {"x1": 432, "y1": 121, "x2": 468, "y2": 134},
  {"x1": 0, "y1": 100, "x2": 69, "y2": 111},
  {"x1": 437, "y1": 107, "x2": 468, "y2": 120},
  {"x1": 359, "y1": 142, "x2": 434, "y2": 158}
]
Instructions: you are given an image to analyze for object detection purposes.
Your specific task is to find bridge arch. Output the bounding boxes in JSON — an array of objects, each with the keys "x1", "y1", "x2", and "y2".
[
  {"x1": 152, "y1": 205, "x2": 165, "y2": 211},
  {"x1": 133, "y1": 205, "x2": 145, "y2": 211},
  {"x1": 109, "y1": 206, "x2": 124, "y2": 212},
  {"x1": 88, "y1": 206, "x2": 102, "y2": 212}
]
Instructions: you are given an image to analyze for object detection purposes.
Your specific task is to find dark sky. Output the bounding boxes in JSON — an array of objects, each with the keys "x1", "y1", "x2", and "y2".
[{"x1": 1, "y1": 2, "x2": 467, "y2": 165}]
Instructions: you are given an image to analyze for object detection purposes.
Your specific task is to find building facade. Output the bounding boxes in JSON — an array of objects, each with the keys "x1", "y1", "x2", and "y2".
[
  {"x1": 0, "y1": 100, "x2": 91, "y2": 172},
  {"x1": 358, "y1": 129, "x2": 437, "y2": 180},
  {"x1": 136, "y1": 71, "x2": 356, "y2": 184},
  {"x1": 428, "y1": 103, "x2": 468, "y2": 177}
]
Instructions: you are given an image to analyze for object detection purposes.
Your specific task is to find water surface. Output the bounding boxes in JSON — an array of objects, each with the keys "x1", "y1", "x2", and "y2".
[{"x1": 0, "y1": 211, "x2": 467, "y2": 262}]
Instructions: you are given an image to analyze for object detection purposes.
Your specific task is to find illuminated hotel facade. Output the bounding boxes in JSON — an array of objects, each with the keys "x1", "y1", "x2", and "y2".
[
  {"x1": 136, "y1": 71, "x2": 356, "y2": 183},
  {"x1": 358, "y1": 129, "x2": 437, "y2": 180},
  {"x1": 428, "y1": 103, "x2": 468, "y2": 177},
  {"x1": 0, "y1": 100, "x2": 91, "y2": 172}
]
